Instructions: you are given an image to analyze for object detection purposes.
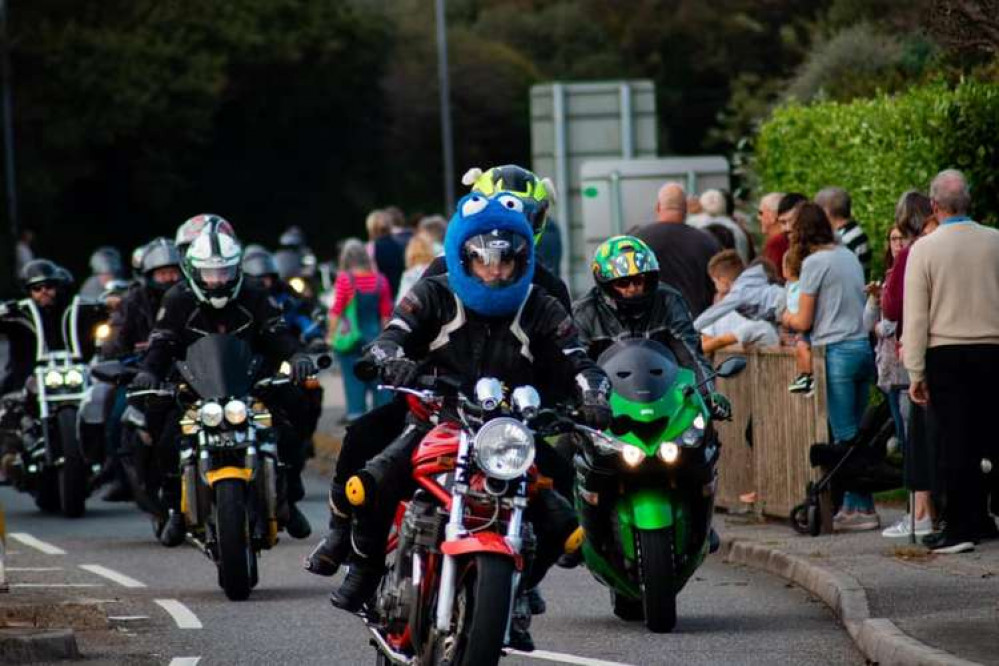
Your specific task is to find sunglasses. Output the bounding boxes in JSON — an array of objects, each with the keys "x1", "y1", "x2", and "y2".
[
  {"x1": 612, "y1": 275, "x2": 645, "y2": 289},
  {"x1": 29, "y1": 283, "x2": 57, "y2": 293}
]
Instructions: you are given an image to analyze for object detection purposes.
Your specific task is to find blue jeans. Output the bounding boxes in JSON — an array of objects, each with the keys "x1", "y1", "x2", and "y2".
[
  {"x1": 884, "y1": 387, "x2": 908, "y2": 452},
  {"x1": 337, "y1": 350, "x2": 390, "y2": 420},
  {"x1": 824, "y1": 338, "x2": 876, "y2": 512}
]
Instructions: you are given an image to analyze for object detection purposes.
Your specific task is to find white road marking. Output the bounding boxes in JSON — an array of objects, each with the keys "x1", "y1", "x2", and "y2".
[
  {"x1": 8, "y1": 532, "x2": 66, "y2": 555},
  {"x1": 155, "y1": 599, "x2": 203, "y2": 629},
  {"x1": 510, "y1": 649, "x2": 636, "y2": 666},
  {"x1": 108, "y1": 615, "x2": 150, "y2": 621},
  {"x1": 7, "y1": 567, "x2": 63, "y2": 572},
  {"x1": 11, "y1": 583, "x2": 103, "y2": 588},
  {"x1": 169, "y1": 659, "x2": 201, "y2": 666},
  {"x1": 79, "y1": 564, "x2": 146, "y2": 589}
]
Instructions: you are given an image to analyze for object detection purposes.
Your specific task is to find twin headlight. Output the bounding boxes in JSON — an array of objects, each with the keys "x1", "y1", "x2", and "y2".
[
  {"x1": 592, "y1": 413, "x2": 706, "y2": 467},
  {"x1": 474, "y1": 417, "x2": 535, "y2": 481},
  {"x1": 44, "y1": 368, "x2": 86, "y2": 389},
  {"x1": 199, "y1": 400, "x2": 248, "y2": 427}
]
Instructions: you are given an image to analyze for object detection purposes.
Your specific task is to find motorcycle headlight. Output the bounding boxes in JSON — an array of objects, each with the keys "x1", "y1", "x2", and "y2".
[
  {"x1": 224, "y1": 399, "x2": 248, "y2": 425},
  {"x1": 44, "y1": 370, "x2": 64, "y2": 388},
  {"x1": 94, "y1": 322, "x2": 111, "y2": 343},
  {"x1": 658, "y1": 442, "x2": 680, "y2": 464},
  {"x1": 474, "y1": 417, "x2": 535, "y2": 480},
  {"x1": 200, "y1": 401, "x2": 224, "y2": 427},
  {"x1": 621, "y1": 444, "x2": 647, "y2": 467},
  {"x1": 64, "y1": 369, "x2": 85, "y2": 387}
]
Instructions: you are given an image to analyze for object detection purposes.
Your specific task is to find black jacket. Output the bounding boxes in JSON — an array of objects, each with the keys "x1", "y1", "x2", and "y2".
[
  {"x1": 142, "y1": 282, "x2": 300, "y2": 380},
  {"x1": 373, "y1": 275, "x2": 608, "y2": 403},
  {"x1": 102, "y1": 283, "x2": 162, "y2": 359},
  {"x1": 572, "y1": 284, "x2": 714, "y2": 390},
  {"x1": 422, "y1": 255, "x2": 572, "y2": 313}
]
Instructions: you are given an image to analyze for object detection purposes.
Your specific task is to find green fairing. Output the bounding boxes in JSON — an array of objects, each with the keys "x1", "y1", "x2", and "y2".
[
  {"x1": 625, "y1": 488, "x2": 674, "y2": 530},
  {"x1": 607, "y1": 365, "x2": 706, "y2": 456}
]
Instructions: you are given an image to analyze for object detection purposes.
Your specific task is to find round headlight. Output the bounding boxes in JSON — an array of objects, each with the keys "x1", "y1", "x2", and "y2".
[
  {"x1": 44, "y1": 370, "x2": 64, "y2": 388},
  {"x1": 94, "y1": 322, "x2": 111, "y2": 342},
  {"x1": 64, "y1": 369, "x2": 85, "y2": 387},
  {"x1": 224, "y1": 399, "x2": 248, "y2": 425},
  {"x1": 659, "y1": 442, "x2": 680, "y2": 464},
  {"x1": 474, "y1": 417, "x2": 535, "y2": 480},
  {"x1": 621, "y1": 444, "x2": 646, "y2": 467},
  {"x1": 200, "y1": 401, "x2": 224, "y2": 427}
]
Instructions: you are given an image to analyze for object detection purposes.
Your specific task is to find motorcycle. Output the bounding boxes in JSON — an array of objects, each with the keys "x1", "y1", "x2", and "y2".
[
  {"x1": 0, "y1": 295, "x2": 105, "y2": 517},
  {"x1": 572, "y1": 339, "x2": 745, "y2": 632},
  {"x1": 124, "y1": 334, "x2": 326, "y2": 600},
  {"x1": 347, "y1": 375, "x2": 570, "y2": 666}
]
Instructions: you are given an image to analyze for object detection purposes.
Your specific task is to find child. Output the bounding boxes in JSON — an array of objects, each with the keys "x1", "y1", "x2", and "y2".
[
  {"x1": 699, "y1": 250, "x2": 780, "y2": 353},
  {"x1": 784, "y1": 248, "x2": 813, "y2": 395}
]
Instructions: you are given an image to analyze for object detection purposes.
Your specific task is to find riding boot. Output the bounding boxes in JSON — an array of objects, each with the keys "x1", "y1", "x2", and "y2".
[
  {"x1": 158, "y1": 474, "x2": 186, "y2": 547},
  {"x1": 285, "y1": 503, "x2": 312, "y2": 539},
  {"x1": 329, "y1": 555, "x2": 383, "y2": 612},
  {"x1": 507, "y1": 592, "x2": 535, "y2": 652},
  {"x1": 305, "y1": 485, "x2": 353, "y2": 576}
]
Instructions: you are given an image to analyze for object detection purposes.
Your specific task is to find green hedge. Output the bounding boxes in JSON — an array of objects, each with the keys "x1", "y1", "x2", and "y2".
[{"x1": 753, "y1": 79, "x2": 999, "y2": 275}]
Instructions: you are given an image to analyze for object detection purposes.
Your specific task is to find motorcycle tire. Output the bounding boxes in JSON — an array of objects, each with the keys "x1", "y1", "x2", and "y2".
[
  {"x1": 637, "y1": 528, "x2": 677, "y2": 633},
  {"x1": 57, "y1": 408, "x2": 87, "y2": 518},
  {"x1": 214, "y1": 479, "x2": 255, "y2": 601},
  {"x1": 34, "y1": 467, "x2": 61, "y2": 513},
  {"x1": 612, "y1": 591, "x2": 644, "y2": 621},
  {"x1": 435, "y1": 554, "x2": 514, "y2": 666}
]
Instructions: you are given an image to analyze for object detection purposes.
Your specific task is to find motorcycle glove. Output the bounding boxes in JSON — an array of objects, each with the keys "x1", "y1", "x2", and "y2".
[
  {"x1": 580, "y1": 391, "x2": 613, "y2": 430},
  {"x1": 131, "y1": 371, "x2": 159, "y2": 391},
  {"x1": 708, "y1": 392, "x2": 732, "y2": 421},
  {"x1": 289, "y1": 354, "x2": 317, "y2": 384},
  {"x1": 381, "y1": 357, "x2": 419, "y2": 388}
]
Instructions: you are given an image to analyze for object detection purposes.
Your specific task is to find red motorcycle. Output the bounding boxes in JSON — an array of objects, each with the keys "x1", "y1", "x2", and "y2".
[{"x1": 347, "y1": 377, "x2": 574, "y2": 666}]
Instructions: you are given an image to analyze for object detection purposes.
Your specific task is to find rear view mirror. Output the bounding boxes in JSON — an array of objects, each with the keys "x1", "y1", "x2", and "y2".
[{"x1": 715, "y1": 356, "x2": 747, "y2": 379}]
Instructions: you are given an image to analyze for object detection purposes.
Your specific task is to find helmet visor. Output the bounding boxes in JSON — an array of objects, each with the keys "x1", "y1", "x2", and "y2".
[
  {"x1": 197, "y1": 265, "x2": 239, "y2": 288},
  {"x1": 462, "y1": 231, "x2": 529, "y2": 288}
]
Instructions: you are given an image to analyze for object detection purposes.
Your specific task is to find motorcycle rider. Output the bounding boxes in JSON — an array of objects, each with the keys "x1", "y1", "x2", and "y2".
[
  {"x1": 131, "y1": 223, "x2": 317, "y2": 546},
  {"x1": 327, "y1": 194, "x2": 612, "y2": 651},
  {"x1": 305, "y1": 166, "x2": 572, "y2": 582},
  {"x1": 80, "y1": 246, "x2": 125, "y2": 299},
  {"x1": 242, "y1": 245, "x2": 324, "y2": 344}
]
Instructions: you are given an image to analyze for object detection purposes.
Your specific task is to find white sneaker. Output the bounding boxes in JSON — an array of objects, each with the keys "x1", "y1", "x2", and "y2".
[{"x1": 881, "y1": 514, "x2": 933, "y2": 538}]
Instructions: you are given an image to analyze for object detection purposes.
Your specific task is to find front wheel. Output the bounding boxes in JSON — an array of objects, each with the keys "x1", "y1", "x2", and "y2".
[
  {"x1": 57, "y1": 408, "x2": 87, "y2": 518},
  {"x1": 436, "y1": 555, "x2": 514, "y2": 666},
  {"x1": 638, "y1": 528, "x2": 677, "y2": 633},
  {"x1": 214, "y1": 479, "x2": 255, "y2": 601}
]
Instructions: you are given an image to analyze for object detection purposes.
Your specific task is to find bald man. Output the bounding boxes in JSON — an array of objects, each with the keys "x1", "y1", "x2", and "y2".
[{"x1": 634, "y1": 183, "x2": 721, "y2": 316}]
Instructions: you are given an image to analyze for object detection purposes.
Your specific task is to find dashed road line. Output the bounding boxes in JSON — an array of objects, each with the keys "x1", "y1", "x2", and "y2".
[
  {"x1": 510, "y1": 649, "x2": 635, "y2": 666},
  {"x1": 155, "y1": 599, "x2": 203, "y2": 629},
  {"x1": 169, "y1": 659, "x2": 201, "y2": 666},
  {"x1": 8, "y1": 532, "x2": 66, "y2": 555},
  {"x1": 79, "y1": 564, "x2": 147, "y2": 588},
  {"x1": 11, "y1": 583, "x2": 103, "y2": 588}
]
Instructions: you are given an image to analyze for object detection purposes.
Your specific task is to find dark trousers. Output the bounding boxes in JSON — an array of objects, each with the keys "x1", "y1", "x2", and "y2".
[{"x1": 925, "y1": 345, "x2": 999, "y2": 541}]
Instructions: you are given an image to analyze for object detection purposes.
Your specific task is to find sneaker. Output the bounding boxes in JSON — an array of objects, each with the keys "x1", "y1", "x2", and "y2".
[
  {"x1": 788, "y1": 374, "x2": 814, "y2": 395},
  {"x1": 929, "y1": 536, "x2": 976, "y2": 554},
  {"x1": 881, "y1": 514, "x2": 933, "y2": 538},
  {"x1": 835, "y1": 511, "x2": 880, "y2": 532}
]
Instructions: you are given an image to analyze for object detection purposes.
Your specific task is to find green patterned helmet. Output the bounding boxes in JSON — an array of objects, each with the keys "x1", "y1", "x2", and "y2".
[
  {"x1": 461, "y1": 164, "x2": 555, "y2": 242},
  {"x1": 592, "y1": 236, "x2": 660, "y2": 310}
]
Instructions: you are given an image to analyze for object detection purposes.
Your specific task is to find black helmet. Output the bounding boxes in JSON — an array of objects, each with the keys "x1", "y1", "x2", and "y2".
[
  {"x1": 242, "y1": 247, "x2": 279, "y2": 279},
  {"x1": 54, "y1": 265, "x2": 75, "y2": 288},
  {"x1": 21, "y1": 259, "x2": 65, "y2": 291},
  {"x1": 279, "y1": 225, "x2": 305, "y2": 248},
  {"x1": 460, "y1": 229, "x2": 531, "y2": 289},
  {"x1": 89, "y1": 246, "x2": 123, "y2": 276},
  {"x1": 184, "y1": 228, "x2": 243, "y2": 308}
]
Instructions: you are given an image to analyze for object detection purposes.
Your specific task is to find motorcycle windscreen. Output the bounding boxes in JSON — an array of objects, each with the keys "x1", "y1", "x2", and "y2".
[
  {"x1": 177, "y1": 334, "x2": 258, "y2": 399},
  {"x1": 597, "y1": 339, "x2": 680, "y2": 438}
]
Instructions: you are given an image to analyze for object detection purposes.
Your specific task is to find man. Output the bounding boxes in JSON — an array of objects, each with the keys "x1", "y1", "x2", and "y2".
[
  {"x1": 902, "y1": 169, "x2": 999, "y2": 554},
  {"x1": 815, "y1": 187, "x2": 871, "y2": 278},
  {"x1": 758, "y1": 192, "x2": 786, "y2": 280},
  {"x1": 133, "y1": 223, "x2": 316, "y2": 547},
  {"x1": 634, "y1": 183, "x2": 721, "y2": 317}
]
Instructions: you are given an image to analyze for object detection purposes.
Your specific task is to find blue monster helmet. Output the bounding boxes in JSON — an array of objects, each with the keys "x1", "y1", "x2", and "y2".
[{"x1": 444, "y1": 193, "x2": 536, "y2": 317}]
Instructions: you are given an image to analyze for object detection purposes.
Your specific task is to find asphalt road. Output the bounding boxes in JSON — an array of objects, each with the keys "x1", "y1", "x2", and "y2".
[{"x1": 1, "y1": 473, "x2": 863, "y2": 666}]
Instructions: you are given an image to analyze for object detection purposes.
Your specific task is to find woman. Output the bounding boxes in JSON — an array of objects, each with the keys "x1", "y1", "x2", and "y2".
[
  {"x1": 781, "y1": 203, "x2": 877, "y2": 531},
  {"x1": 329, "y1": 239, "x2": 393, "y2": 421},
  {"x1": 395, "y1": 233, "x2": 435, "y2": 304}
]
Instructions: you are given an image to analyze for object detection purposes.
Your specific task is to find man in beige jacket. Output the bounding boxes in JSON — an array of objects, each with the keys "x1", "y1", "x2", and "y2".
[{"x1": 902, "y1": 169, "x2": 999, "y2": 554}]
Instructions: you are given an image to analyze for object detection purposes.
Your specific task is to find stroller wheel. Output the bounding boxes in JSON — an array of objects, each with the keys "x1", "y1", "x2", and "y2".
[
  {"x1": 807, "y1": 503, "x2": 822, "y2": 537},
  {"x1": 790, "y1": 503, "x2": 810, "y2": 535}
]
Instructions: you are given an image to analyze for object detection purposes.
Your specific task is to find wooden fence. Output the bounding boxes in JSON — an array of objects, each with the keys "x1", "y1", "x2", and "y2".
[{"x1": 712, "y1": 347, "x2": 828, "y2": 519}]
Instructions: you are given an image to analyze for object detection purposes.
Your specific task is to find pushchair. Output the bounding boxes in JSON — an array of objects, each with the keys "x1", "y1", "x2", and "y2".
[{"x1": 790, "y1": 399, "x2": 903, "y2": 535}]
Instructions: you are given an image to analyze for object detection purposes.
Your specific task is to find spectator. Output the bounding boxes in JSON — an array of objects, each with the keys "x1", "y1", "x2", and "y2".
[
  {"x1": 417, "y1": 215, "x2": 447, "y2": 256},
  {"x1": 704, "y1": 223, "x2": 736, "y2": 252},
  {"x1": 635, "y1": 182, "x2": 721, "y2": 317},
  {"x1": 902, "y1": 169, "x2": 999, "y2": 554},
  {"x1": 781, "y1": 203, "x2": 876, "y2": 531},
  {"x1": 329, "y1": 239, "x2": 393, "y2": 422},
  {"x1": 783, "y1": 247, "x2": 814, "y2": 395},
  {"x1": 694, "y1": 252, "x2": 785, "y2": 333},
  {"x1": 758, "y1": 193, "x2": 787, "y2": 281},
  {"x1": 879, "y1": 190, "x2": 938, "y2": 539},
  {"x1": 396, "y1": 234, "x2": 435, "y2": 304},
  {"x1": 815, "y1": 186, "x2": 871, "y2": 278},
  {"x1": 698, "y1": 250, "x2": 780, "y2": 353},
  {"x1": 365, "y1": 209, "x2": 392, "y2": 264},
  {"x1": 688, "y1": 188, "x2": 752, "y2": 263},
  {"x1": 687, "y1": 195, "x2": 704, "y2": 216},
  {"x1": 372, "y1": 207, "x2": 408, "y2": 297}
]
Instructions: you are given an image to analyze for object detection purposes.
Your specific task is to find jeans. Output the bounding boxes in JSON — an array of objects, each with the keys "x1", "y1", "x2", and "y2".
[
  {"x1": 824, "y1": 338, "x2": 876, "y2": 512},
  {"x1": 337, "y1": 350, "x2": 389, "y2": 420},
  {"x1": 883, "y1": 387, "x2": 908, "y2": 452}
]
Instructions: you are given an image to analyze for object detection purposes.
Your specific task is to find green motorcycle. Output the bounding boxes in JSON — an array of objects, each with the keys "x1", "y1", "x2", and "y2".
[{"x1": 573, "y1": 339, "x2": 745, "y2": 633}]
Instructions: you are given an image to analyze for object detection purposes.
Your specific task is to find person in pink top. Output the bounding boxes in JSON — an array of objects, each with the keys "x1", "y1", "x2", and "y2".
[{"x1": 329, "y1": 239, "x2": 393, "y2": 421}]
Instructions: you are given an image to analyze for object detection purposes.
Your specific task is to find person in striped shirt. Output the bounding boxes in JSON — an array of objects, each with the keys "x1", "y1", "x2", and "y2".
[{"x1": 816, "y1": 187, "x2": 871, "y2": 279}]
